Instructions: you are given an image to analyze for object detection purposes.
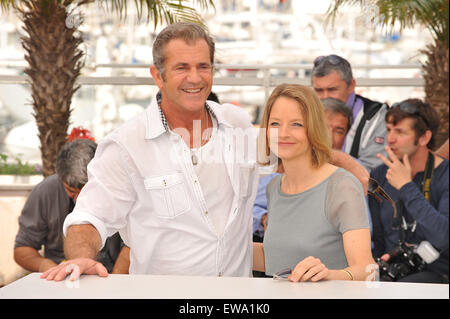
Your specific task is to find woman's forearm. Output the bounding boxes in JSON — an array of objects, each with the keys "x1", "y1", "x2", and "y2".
[{"x1": 328, "y1": 262, "x2": 377, "y2": 281}]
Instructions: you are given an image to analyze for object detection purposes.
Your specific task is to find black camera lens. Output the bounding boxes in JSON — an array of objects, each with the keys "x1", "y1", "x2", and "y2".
[{"x1": 376, "y1": 243, "x2": 427, "y2": 281}]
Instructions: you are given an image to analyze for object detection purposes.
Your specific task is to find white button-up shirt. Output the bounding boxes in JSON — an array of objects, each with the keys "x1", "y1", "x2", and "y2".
[{"x1": 63, "y1": 97, "x2": 261, "y2": 277}]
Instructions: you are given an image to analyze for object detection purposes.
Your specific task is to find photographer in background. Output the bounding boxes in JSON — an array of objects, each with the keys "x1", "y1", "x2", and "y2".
[
  {"x1": 14, "y1": 138, "x2": 124, "y2": 274},
  {"x1": 369, "y1": 99, "x2": 448, "y2": 283}
]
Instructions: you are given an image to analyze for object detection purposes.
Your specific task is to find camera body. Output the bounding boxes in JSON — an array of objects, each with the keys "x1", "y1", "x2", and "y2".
[{"x1": 376, "y1": 242, "x2": 427, "y2": 281}]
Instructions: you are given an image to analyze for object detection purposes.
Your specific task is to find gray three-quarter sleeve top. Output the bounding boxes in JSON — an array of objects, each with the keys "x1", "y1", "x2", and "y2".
[{"x1": 263, "y1": 168, "x2": 369, "y2": 276}]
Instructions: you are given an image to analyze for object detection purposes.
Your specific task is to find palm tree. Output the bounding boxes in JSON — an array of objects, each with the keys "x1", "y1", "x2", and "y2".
[
  {"x1": 327, "y1": 0, "x2": 449, "y2": 149},
  {"x1": 0, "y1": 0, "x2": 214, "y2": 177}
]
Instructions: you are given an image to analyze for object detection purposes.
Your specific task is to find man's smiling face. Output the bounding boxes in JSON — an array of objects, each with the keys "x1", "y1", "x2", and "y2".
[{"x1": 151, "y1": 38, "x2": 213, "y2": 115}]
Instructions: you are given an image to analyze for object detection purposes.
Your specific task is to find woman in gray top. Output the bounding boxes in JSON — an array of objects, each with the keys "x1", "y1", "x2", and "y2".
[{"x1": 253, "y1": 84, "x2": 375, "y2": 282}]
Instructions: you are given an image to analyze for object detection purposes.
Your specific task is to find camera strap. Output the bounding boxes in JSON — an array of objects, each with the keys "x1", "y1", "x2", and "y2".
[
  {"x1": 421, "y1": 151, "x2": 435, "y2": 202},
  {"x1": 401, "y1": 152, "x2": 435, "y2": 234}
]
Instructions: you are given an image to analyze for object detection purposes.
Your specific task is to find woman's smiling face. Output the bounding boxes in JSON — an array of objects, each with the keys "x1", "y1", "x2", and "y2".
[{"x1": 267, "y1": 96, "x2": 311, "y2": 161}]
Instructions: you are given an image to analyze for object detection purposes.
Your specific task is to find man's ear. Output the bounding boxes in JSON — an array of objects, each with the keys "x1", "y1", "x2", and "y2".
[
  {"x1": 150, "y1": 65, "x2": 164, "y2": 89},
  {"x1": 418, "y1": 130, "x2": 432, "y2": 147},
  {"x1": 349, "y1": 79, "x2": 356, "y2": 93}
]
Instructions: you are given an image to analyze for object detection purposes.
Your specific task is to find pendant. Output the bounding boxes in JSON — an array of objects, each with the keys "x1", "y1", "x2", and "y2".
[{"x1": 192, "y1": 153, "x2": 198, "y2": 165}]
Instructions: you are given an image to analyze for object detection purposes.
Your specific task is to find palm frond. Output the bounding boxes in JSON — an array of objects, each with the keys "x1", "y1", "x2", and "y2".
[
  {"x1": 0, "y1": 0, "x2": 18, "y2": 12},
  {"x1": 326, "y1": 0, "x2": 362, "y2": 26},
  {"x1": 326, "y1": 0, "x2": 448, "y2": 47},
  {"x1": 154, "y1": 1, "x2": 204, "y2": 27},
  {"x1": 98, "y1": 0, "x2": 213, "y2": 28}
]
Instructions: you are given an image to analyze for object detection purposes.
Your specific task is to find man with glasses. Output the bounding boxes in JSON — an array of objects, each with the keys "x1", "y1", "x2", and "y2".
[
  {"x1": 369, "y1": 99, "x2": 448, "y2": 283},
  {"x1": 312, "y1": 54, "x2": 388, "y2": 172}
]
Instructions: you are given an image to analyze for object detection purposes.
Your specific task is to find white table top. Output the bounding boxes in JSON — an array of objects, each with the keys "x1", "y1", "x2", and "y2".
[{"x1": 1, "y1": 273, "x2": 448, "y2": 299}]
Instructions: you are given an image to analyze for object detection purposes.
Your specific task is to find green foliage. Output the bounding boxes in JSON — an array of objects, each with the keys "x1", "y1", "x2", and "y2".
[
  {"x1": 0, "y1": 153, "x2": 42, "y2": 175},
  {"x1": 0, "y1": 0, "x2": 216, "y2": 28},
  {"x1": 327, "y1": 0, "x2": 449, "y2": 48},
  {"x1": 98, "y1": 0, "x2": 215, "y2": 28}
]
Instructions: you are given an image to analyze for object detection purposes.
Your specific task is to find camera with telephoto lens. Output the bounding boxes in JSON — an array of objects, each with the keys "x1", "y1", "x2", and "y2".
[{"x1": 376, "y1": 241, "x2": 436, "y2": 281}]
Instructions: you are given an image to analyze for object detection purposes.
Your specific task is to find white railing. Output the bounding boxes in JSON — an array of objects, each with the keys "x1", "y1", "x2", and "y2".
[
  {"x1": 0, "y1": 63, "x2": 424, "y2": 87},
  {"x1": 0, "y1": 73, "x2": 424, "y2": 86},
  {"x1": 0, "y1": 63, "x2": 425, "y2": 108},
  {"x1": 0, "y1": 62, "x2": 425, "y2": 165}
]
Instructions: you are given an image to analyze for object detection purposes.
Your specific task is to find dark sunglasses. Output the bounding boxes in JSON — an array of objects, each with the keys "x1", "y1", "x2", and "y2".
[
  {"x1": 368, "y1": 178, "x2": 397, "y2": 219},
  {"x1": 313, "y1": 54, "x2": 345, "y2": 67},
  {"x1": 391, "y1": 102, "x2": 430, "y2": 127}
]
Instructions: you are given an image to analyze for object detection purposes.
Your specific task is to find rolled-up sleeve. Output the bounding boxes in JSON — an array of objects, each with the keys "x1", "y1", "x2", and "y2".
[
  {"x1": 63, "y1": 138, "x2": 137, "y2": 248},
  {"x1": 15, "y1": 189, "x2": 47, "y2": 250}
]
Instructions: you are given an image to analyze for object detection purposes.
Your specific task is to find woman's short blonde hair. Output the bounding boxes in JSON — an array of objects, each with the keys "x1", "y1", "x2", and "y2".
[{"x1": 259, "y1": 83, "x2": 332, "y2": 167}]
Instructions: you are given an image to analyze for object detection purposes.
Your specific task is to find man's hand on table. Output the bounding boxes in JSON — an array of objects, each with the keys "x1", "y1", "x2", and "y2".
[{"x1": 40, "y1": 258, "x2": 108, "y2": 281}]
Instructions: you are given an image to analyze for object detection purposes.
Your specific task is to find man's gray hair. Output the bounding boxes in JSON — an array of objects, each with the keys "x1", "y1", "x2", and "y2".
[
  {"x1": 312, "y1": 54, "x2": 354, "y2": 86},
  {"x1": 55, "y1": 139, "x2": 97, "y2": 189},
  {"x1": 152, "y1": 22, "x2": 215, "y2": 79},
  {"x1": 321, "y1": 98, "x2": 353, "y2": 131}
]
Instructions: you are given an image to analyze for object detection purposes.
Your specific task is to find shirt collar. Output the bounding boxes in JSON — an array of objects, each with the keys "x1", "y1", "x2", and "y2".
[
  {"x1": 346, "y1": 92, "x2": 357, "y2": 108},
  {"x1": 145, "y1": 91, "x2": 229, "y2": 140}
]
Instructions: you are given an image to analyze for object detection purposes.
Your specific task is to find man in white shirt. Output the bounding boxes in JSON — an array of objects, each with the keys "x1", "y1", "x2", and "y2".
[
  {"x1": 41, "y1": 22, "x2": 260, "y2": 280},
  {"x1": 42, "y1": 22, "x2": 369, "y2": 281}
]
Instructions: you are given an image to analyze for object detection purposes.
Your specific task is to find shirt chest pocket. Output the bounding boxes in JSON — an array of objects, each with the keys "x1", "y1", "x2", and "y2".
[{"x1": 144, "y1": 172, "x2": 191, "y2": 219}]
